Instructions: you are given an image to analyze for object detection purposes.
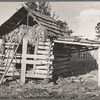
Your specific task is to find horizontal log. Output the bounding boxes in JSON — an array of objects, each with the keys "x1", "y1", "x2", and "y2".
[
  {"x1": 4, "y1": 54, "x2": 54, "y2": 60},
  {"x1": 4, "y1": 59, "x2": 21, "y2": 64},
  {"x1": 54, "y1": 57, "x2": 71, "y2": 61},
  {"x1": 38, "y1": 45, "x2": 50, "y2": 50},
  {"x1": 4, "y1": 72, "x2": 48, "y2": 79},
  {"x1": 22, "y1": 60, "x2": 52, "y2": 65},
  {"x1": 36, "y1": 65, "x2": 47, "y2": 70},
  {"x1": 35, "y1": 70, "x2": 47, "y2": 74},
  {"x1": 53, "y1": 51, "x2": 70, "y2": 54},
  {"x1": 54, "y1": 54, "x2": 71, "y2": 57},
  {"x1": 37, "y1": 50, "x2": 53, "y2": 55},
  {"x1": 26, "y1": 74, "x2": 48, "y2": 78},
  {"x1": 53, "y1": 68, "x2": 70, "y2": 75},
  {"x1": 4, "y1": 72, "x2": 50, "y2": 79},
  {"x1": 38, "y1": 42, "x2": 51, "y2": 46},
  {"x1": 4, "y1": 59, "x2": 53, "y2": 64},
  {"x1": 53, "y1": 65, "x2": 70, "y2": 70},
  {"x1": 5, "y1": 46, "x2": 14, "y2": 49},
  {"x1": 4, "y1": 59, "x2": 52, "y2": 65},
  {"x1": 22, "y1": 54, "x2": 54, "y2": 59},
  {"x1": 53, "y1": 61, "x2": 70, "y2": 66},
  {"x1": 5, "y1": 43, "x2": 18, "y2": 46},
  {"x1": 27, "y1": 70, "x2": 48, "y2": 75},
  {"x1": 38, "y1": 45, "x2": 53, "y2": 50}
]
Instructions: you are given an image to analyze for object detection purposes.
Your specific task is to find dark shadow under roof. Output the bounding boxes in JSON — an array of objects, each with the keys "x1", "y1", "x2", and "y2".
[{"x1": 0, "y1": 7, "x2": 28, "y2": 36}]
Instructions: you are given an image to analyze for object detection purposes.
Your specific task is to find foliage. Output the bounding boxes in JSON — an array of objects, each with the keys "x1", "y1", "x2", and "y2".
[
  {"x1": 57, "y1": 20, "x2": 73, "y2": 35},
  {"x1": 95, "y1": 23, "x2": 100, "y2": 39},
  {"x1": 25, "y1": 2, "x2": 51, "y2": 16}
]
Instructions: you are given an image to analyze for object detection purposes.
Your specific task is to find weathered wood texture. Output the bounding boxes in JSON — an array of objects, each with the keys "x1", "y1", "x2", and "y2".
[
  {"x1": 3, "y1": 39, "x2": 54, "y2": 80},
  {"x1": 52, "y1": 43, "x2": 71, "y2": 76}
]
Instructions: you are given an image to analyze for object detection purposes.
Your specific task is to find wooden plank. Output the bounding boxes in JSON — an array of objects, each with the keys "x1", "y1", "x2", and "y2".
[
  {"x1": 22, "y1": 60, "x2": 52, "y2": 65},
  {"x1": 21, "y1": 38, "x2": 27, "y2": 84},
  {"x1": 35, "y1": 70, "x2": 52, "y2": 75},
  {"x1": 33, "y1": 36, "x2": 39, "y2": 75},
  {"x1": 4, "y1": 59, "x2": 52, "y2": 64},
  {"x1": 5, "y1": 46, "x2": 14, "y2": 49},
  {"x1": 5, "y1": 72, "x2": 48, "y2": 79},
  {"x1": 54, "y1": 40, "x2": 100, "y2": 47},
  {"x1": 4, "y1": 59, "x2": 21, "y2": 64},
  {"x1": 53, "y1": 61, "x2": 70, "y2": 66},
  {"x1": 98, "y1": 46, "x2": 100, "y2": 87},
  {"x1": 26, "y1": 74, "x2": 47, "y2": 78},
  {"x1": 37, "y1": 50, "x2": 53, "y2": 55},
  {"x1": 54, "y1": 54, "x2": 71, "y2": 57},
  {"x1": 53, "y1": 65, "x2": 70, "y2": 70},
  {"x1": 53, "y1": 68, "x2": 70, "y2": 75},
  {"x1": 37, "y1": 50, "x2": 49, "y2": 54},
  {"x1": 36, "y1": 65, "x2": 47, "y2": 70},
  {"x1": 38, "y1": 45, "x2": 53, "y2": 50},
  {"x1": 5, "y1": 43, "x2": 18, "y2": 46},
  {"x1": 38, "y1": 42, "x2": 51, "y2": 46},
  {"x1": 54, "y1": 57, "x2": 71, "y2": 61},
  {"x1": 17, "y1": 54, "x2": 54, "y2": 59}
]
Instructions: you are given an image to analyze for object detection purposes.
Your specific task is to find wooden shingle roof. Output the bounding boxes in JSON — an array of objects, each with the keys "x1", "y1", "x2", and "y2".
[{"x1": 0, "y1": 5, "x2": 67, "y2": 38}]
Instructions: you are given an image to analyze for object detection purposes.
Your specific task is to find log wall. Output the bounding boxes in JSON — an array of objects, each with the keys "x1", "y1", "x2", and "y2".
[{"x1": 53, "y1": 43, "x2": 71, "y2": 77}]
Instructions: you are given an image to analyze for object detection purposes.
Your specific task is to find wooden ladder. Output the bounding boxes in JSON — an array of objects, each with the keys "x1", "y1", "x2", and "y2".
[{"x1": 0, "y1": 34, "x2": 24, "y2": 84}]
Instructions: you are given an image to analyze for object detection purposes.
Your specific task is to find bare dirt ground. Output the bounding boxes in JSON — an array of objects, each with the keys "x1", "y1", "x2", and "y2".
[{"x1": 0, "y1": 70, "x2": 100, "y2": 99}]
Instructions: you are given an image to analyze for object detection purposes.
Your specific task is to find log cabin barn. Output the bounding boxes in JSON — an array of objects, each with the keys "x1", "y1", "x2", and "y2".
[{"x1": 0, "y1": 4, "x2": 100, "y2": 85}]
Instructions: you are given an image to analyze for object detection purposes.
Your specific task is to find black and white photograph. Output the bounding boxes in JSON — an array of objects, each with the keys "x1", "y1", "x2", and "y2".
[{"x1": 0, "y1": 1, "x2": 100, "y2": 99}]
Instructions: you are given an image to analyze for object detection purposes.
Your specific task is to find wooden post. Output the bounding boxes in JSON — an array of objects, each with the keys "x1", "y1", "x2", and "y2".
[
  {"x1": 32, "y1": 39, "x2": 39, "y2": 74},
  {"x1": 21, "y1": 37, "x2": 27, "y2": 84},
  {"x1": 27, "y1": 13, "x2": 29, "y2": 26},
  {"x1": 98, "y1": 46, "x2": 100, "y2": 87}
]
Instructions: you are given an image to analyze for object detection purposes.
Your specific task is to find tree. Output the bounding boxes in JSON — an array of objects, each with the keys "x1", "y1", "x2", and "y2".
[
  {"x1": 57, "y1": 20, "x2": 73, "y2": 35},
  {"x1": 25, "y1": 2, "x2": 51, "y2": 16},
  {"x1": 95, "y1": 23, "x2": 100, "y2": 39}
]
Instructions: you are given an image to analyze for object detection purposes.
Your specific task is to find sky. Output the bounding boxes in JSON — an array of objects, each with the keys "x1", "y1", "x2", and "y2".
[{"x1": 0, "y1": 2, "x2": 100, "y2": 39}]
